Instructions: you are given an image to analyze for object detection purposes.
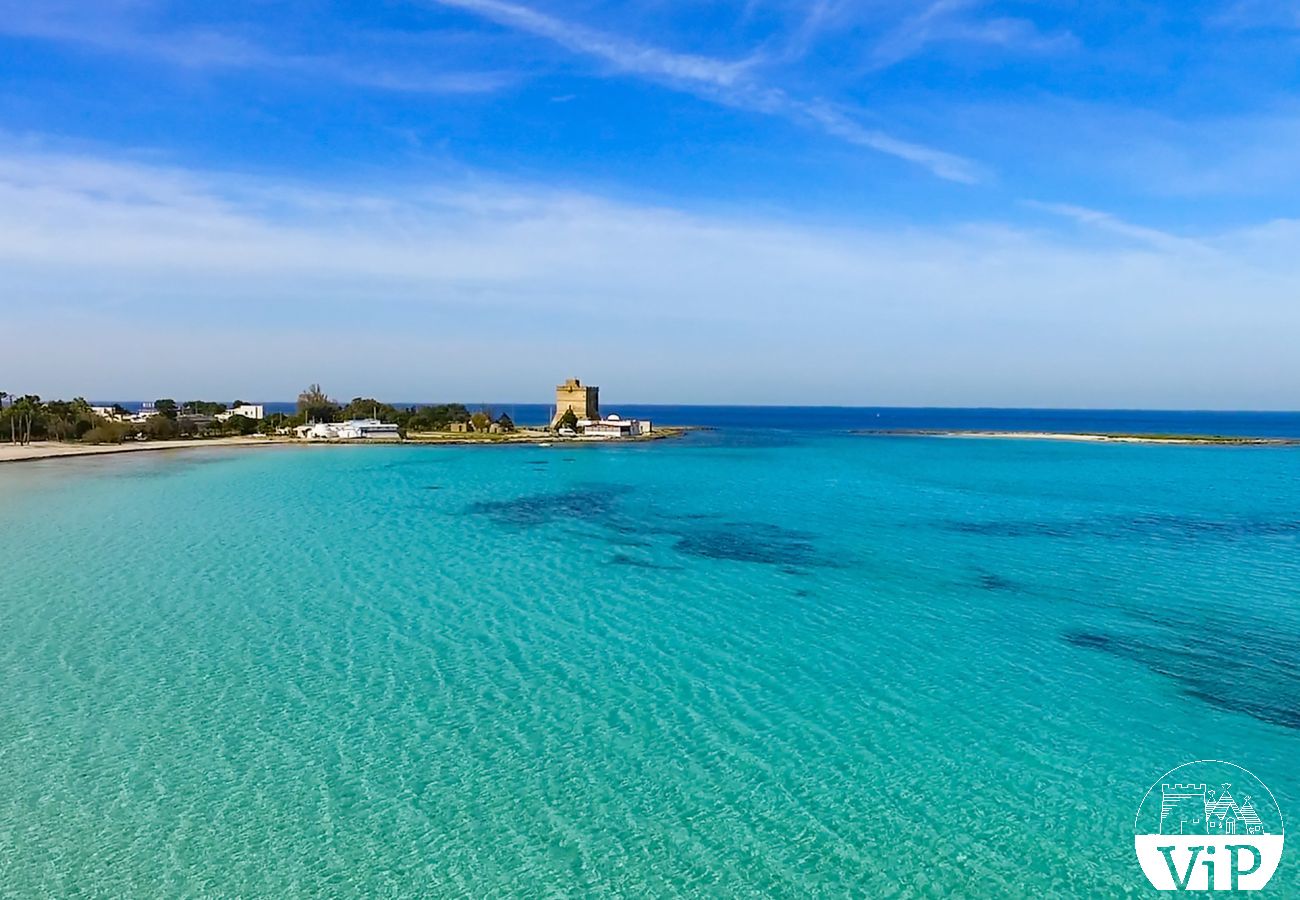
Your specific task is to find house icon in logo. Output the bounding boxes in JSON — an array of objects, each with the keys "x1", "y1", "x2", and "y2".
[{"x1": 1161, "y1": 783, "x2": 1269, "y2": 837}]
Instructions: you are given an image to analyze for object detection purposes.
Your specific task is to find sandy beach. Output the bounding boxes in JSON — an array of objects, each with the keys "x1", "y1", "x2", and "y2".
[
  {"x1": 0, "y1": 428, "x2": 687, "y2": 465},
  {"x1": 0, "y1": 437, "x2": 291, "y2": 464}
]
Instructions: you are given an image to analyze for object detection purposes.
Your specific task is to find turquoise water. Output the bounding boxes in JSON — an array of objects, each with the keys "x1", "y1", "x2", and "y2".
[{"x1": 0, "y1": 434, "x2": 1297, "y2": 896}]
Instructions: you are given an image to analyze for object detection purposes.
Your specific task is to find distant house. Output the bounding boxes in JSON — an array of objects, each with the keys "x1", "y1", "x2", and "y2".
[
  {"x1": 297, "y1": 423, "x2": 337, "y2": 440},
  {"x1": 578, "y1": 414, "x2": 652, "y2": 439},
  {"x1": 337, "y1": 418, "x2": 400, "y2": 440},
  {"x1": 178, "y1": 414, "x2": 217, "y2": 430},
  {"x1": 296, "y1": 419, "x2": 399, "y2": 441},
  {"x1": 216, "y1": 404, "x2": 265, "y2": 422},
  {"x1": 128, "y1": 402, "x2": 158, "y2": 424},
  {"x1": 448, "y1": 421, "x2": 471, "y2": 433}
]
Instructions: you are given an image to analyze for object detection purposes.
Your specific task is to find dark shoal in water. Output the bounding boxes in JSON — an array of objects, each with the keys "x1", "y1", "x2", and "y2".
[{"x1": 467, "y1": 486, "x2": 837, "y2": 569}]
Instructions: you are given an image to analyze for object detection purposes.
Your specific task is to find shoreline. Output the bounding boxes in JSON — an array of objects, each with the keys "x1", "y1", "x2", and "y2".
[
  {"x1": 0, "y1": 436, "x2": 297, "y2": 464},
  {"x1": 0, "y1": 428, "x2": 688, "y2": 465},
  {"x1": 855, "y1": 429, "x2": 1300, "y2": 446}
]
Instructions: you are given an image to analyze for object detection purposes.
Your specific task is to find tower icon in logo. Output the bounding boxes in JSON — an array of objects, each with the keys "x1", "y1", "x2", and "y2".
[{"x1": 1135, "y1": 761, "x2": 1285, "y2": 891}]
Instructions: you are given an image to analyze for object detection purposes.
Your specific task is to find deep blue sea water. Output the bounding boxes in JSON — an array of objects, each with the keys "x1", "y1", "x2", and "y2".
[
  {"x1": 100, "y1": 402, "x2": 1300, "y2": 437},
  {"x1": 1, "y1": 419, "x2": 1298, "y2": 895}
]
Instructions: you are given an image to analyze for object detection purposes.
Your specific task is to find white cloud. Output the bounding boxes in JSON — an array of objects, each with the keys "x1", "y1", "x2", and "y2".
[
  {"x1": 432, "y1": 0, "x2": 758, "y2": 86},
  {"x1": 1, "y1": 148, "x2": 1297, "y2": 407},
  {"x1": 427, "y1": 0, "x2": 983, "y2": 182},
  {"x1": 0, "y1": 1, "x2": 515, "y2": 94},
  {"x1": 1023, "y1": 201, "x2": 1209, "y2": 255},
  {"x1": 870, "y1": 0, "x2": 1075, "y2": 69}
]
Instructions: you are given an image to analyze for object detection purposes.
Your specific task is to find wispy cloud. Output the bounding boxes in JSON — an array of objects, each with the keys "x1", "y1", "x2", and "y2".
[
  {"x1": 432, "y1": 0, "x2": 758, "y2": 86},
  {"x1": 1210, "y1": 0, "x2": 1300, "y2": 30},
  {"x1": 870, "y1": 0, "x2": 1075, "y2": 70},
  {"x1": 2, "y1": 146, "x2": 1297, "y2": 406},
  {"x1": 0, "y1": 2, "x2": 515, "y2": 94},
  {"x1": 427, "y1": 0, "x2": 983, "y2": 182},
  {"x1": 1024, "y1": 201, "x2": 1209, "y2": 254}
]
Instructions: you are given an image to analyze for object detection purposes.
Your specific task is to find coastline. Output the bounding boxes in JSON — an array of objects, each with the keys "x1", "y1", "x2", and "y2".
[
  {"x1": 0, "y1": 436, "x2": 296, "y2": 464},
  {"x1": 0, "y1": 428, "x2": 688, "y2": 465},
  {"x1": 856, "y1": 429, "x2": 1300, "y2": 446}
]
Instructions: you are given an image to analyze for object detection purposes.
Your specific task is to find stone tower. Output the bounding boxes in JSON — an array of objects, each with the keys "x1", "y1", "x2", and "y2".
[{"x1": 551, "y1": 378, "x2": 599, "y2": 427}]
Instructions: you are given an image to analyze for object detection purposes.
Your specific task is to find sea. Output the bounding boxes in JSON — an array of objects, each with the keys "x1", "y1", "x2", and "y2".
[
  {"x1": 102, "y1": 402, "x2": 1300, "y2": 438},
  {"x1": 1, "y1": 408, "x2": 1298, "y2": 896}
]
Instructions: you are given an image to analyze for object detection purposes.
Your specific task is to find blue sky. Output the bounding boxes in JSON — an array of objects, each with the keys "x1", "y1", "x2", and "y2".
[{"x1": 2, "y1": 0, "x2": 1298, "y2": 406}]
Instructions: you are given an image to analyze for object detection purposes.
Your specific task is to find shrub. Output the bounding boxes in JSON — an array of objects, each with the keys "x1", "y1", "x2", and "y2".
[{"x1": 82, "y1": 423, "x2": 130, "y2": 444}]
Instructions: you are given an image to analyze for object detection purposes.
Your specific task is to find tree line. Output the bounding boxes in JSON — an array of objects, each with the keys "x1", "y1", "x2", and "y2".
[
  {"x1": 0, "y1": 384, "x2": 516, "y2": 445},
  {"x1": 296, "y1": 384, "x2": 512, "y2": 433}
]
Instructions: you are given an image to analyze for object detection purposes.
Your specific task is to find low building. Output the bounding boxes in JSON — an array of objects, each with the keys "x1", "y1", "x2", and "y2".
[
  {"x1": 338, "y1": 418, "x2": 400, "y2": 440},
  {"x1": 90, "y1": 405, "x2": 129, "y2": 422},
  {"x1": 129, "y1": 401, "x2": 158, "y2": 424},
  {"x1": 448, "y1": 421, "x2": 471, "y2": 433},
  {"x1": 296, "y1": 423, "x2": 337, "y2": 440},
  {"x1": 296, "y1": 419, "x2": 400, "y2": 441},
  {"x1": 178, "y1": 414, "x2": 217, "y2": 430},
  {"x1": 577, "y1": 414, "x2": 651, "y2": 438},
  {"x1": 216, "y1": 404, "x2": 265, "y2": 422}
]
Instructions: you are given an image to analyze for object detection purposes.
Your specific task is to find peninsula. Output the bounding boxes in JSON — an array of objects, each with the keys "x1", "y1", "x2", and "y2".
[{"x1": 0, "y1": 378, "x2": 684, "y2": 464}]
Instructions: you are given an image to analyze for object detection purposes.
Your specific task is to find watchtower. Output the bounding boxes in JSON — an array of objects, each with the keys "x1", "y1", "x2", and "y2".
[{"x1": 551, "y1": 378, "x2": 599, "y2": 427}]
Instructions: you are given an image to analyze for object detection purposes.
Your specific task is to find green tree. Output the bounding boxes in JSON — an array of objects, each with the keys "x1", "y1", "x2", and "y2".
[
  {"x1": 223, "y1": 414, "x2": 259, "y2": 436},
  {"x1": 154, "y1": 399, "x2": 179, "y2": 419},
  {"x1": 39, "y1": 398, "x2": 95, "y2": 442},
  {"x1": 404, "y1": 403, "x2": 471, "y2": 432},
  {"x1": 470, "y1": 410, "x2": 491, "y2": 432},
  {"x1": 143, "y1": 414, "x2": 180, "y2": 440},
  {"x1": 556, "y1": 408, "x2": 578, "y2": 432},
  {"x1": 183, "y1": 400, "x2": 227, "y2": 416},
  {"x1": 260, "y1": 412, "x2": 291, "y2": 435},
  {"x1": 339, "y1": 397, "x2": 399, "y2": 422},
  {"x1": 82, "y1": 422, "x2": 130, "y2": 444},
  {"x1": 10, "y1": 395, "x2": 42, "y2": 445},
  {"x1": 0, "y1": 391, "x2": 12, "y2": 444},
  {"x1": 297, "y1": 384, "x2": 339, "y2": 423},
  {"x1": 496, "y1": 413, "x2": 515, "y2": 432}
]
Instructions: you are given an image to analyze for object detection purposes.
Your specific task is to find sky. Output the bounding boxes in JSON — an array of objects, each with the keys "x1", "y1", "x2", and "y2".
[{"x1": 1, "y1": 0, "x2": 1298, "y2": 407}]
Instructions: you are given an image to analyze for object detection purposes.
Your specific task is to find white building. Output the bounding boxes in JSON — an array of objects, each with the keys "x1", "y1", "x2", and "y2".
[
  {"x1": 296, "y1": 419, "x2": 400, "y2": 441},
  {"x1": 217, "y1": 404, "x2": 265, "y2": 422},
  {"x1": 128, "y1": 401, "x2": 158, "y2": 424},
  {"x1": 577, "y1": 414, "x2": 652, "y2": 438},
  {"x1": 338, "y1": 418, "x2": 400, "y2": 439},
  {"x1": 90, "y1": 405, "x2": 129, "y2": 422}
]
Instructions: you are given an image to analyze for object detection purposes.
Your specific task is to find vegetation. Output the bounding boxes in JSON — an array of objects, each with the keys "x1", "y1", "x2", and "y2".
[
  {"x1": 82, "y1": 422, "x2": 132, "y2": 444},
  {"x1": 555, "y1": 408, "x2": 579, "y2": 431},
  {"x1": 340, "y1": 397, "x2": 400, "y2": 423},
  {"x1": 0, "y1": 384, "x2": 568, "y2": 447},
  {"x1": 297, "y1": 383, "x2": 340, "y2": 423},
  {"x1": 182, "y1": 400, "x2": 229, "y2": 416},
  {"x1": 402, "y1": 403, "x2": 473, "y2": 432}
]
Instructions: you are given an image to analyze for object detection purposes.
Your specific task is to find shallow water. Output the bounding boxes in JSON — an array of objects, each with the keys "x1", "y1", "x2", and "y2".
[{"x1": 0, "y1": 434, "x2": 1297, "y2": 895}]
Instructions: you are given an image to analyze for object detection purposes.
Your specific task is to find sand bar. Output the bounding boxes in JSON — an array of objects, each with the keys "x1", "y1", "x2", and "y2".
[{"x1": 856, "y1": 430, "x2": 1299, "y2": 446}]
